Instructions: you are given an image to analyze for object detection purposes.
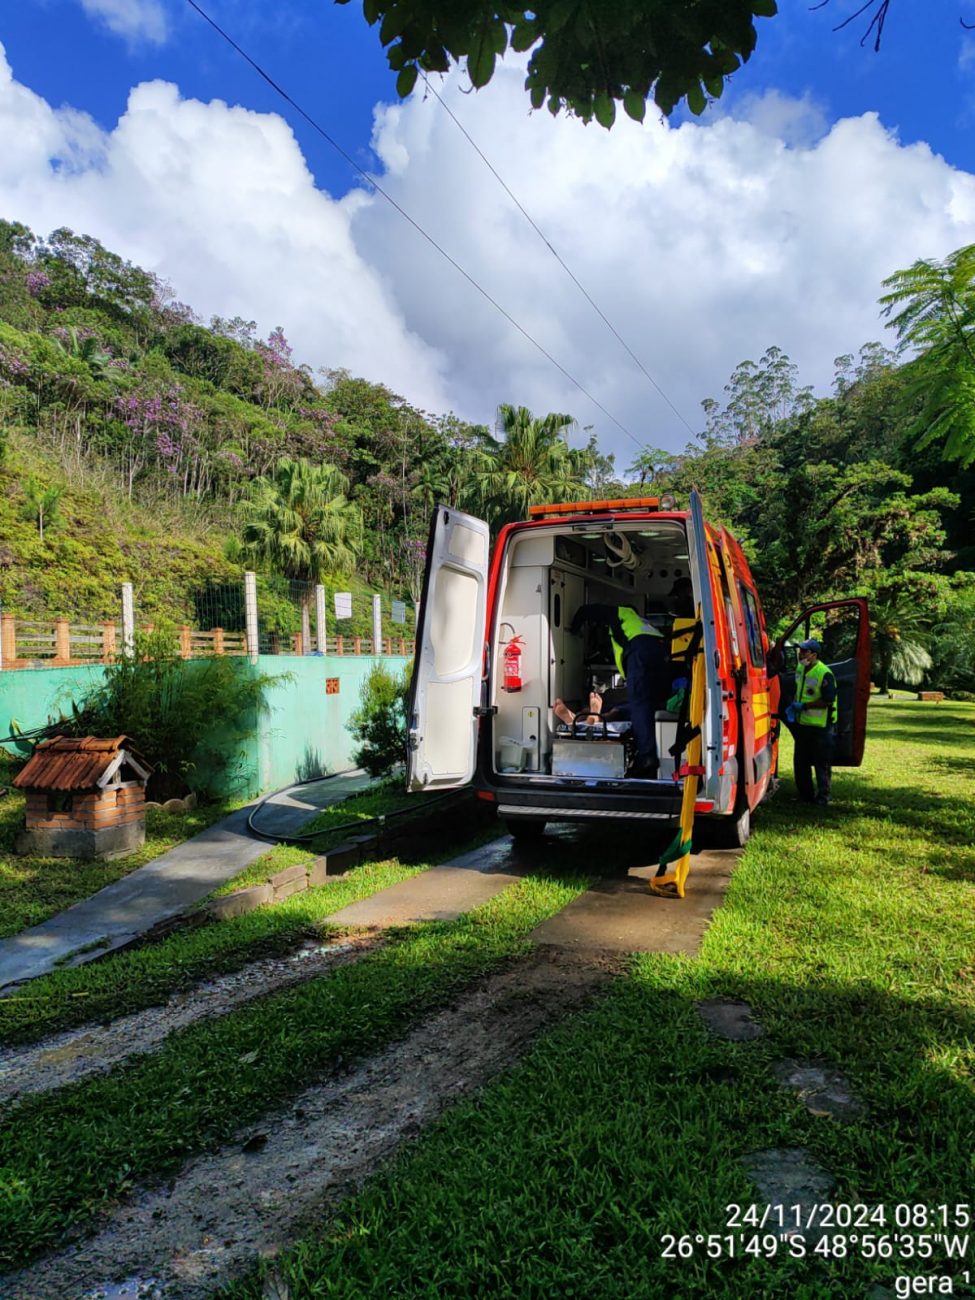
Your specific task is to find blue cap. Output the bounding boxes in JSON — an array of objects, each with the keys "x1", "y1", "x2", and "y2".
[{"x1": 799, "y1": 638, "x2": 821, "y2": 654}]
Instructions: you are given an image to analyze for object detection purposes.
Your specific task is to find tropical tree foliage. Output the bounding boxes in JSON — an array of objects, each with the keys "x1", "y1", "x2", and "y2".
[
  {"x1": 240, "y1": 458, "x2": 362, "y2": 584},
  {"x1": 468, "y1": 403, "x2": 591, "y2": 526},
  {"x1": 336, "y1": 1, "x2": 937, "y2": 126},
  {"x1": 336, "y1": 1, "x2": 814, "y2": 125},
  {"x1": 880, "y1": 243, "x2": 975, "y2": 467}
]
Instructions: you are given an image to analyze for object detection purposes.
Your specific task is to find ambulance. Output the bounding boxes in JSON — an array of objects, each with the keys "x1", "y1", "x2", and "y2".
[{"x1": 406, "y1": 492, "x2": 870, "y2": 848}]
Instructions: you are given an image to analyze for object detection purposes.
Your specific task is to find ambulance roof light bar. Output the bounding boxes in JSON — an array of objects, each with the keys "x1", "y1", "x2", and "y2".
[{"x1": 527, "y1": 495, "x2": 677, "y2": 519}]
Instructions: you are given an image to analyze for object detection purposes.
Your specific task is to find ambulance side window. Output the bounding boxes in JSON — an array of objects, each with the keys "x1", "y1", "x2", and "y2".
[{"x1": 738, "y1": 584, "x2": 765, "y2": 667}]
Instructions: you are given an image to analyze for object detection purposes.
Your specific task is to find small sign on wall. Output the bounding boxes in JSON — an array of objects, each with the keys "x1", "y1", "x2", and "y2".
[
  {"x1": 325, "y1": 677, "x2": 340, "y2": 695},
  {"x1": 334, "y1": 592, "x2": 352, "y2": 619}
]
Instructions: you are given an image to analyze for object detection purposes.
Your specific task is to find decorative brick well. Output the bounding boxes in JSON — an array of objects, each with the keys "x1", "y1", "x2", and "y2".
[{"x1": 13, "y1": 736, "x2": 152, "y2": 860}]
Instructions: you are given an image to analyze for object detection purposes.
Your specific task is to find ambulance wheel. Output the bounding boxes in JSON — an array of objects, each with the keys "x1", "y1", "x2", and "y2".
[
  {"x1": 708, "y1": 803, "x2": 751, "y2": 849},
  {"x1": 504, "y1": 817, "x2": 547, "y2": 841}
]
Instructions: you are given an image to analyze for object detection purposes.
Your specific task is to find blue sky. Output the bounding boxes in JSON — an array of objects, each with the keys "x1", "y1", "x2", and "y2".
[{"x1": 2, "y1": 2, "x2": 975, "y2": 458}]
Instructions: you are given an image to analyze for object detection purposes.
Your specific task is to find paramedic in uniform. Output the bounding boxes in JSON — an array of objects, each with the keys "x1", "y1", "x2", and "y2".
[
  {"x1": 790, "y1": 638, "x2": 837, "y2": 806},
  {"x1": 568, "y1": 604, "x2": 667, "y2": 779}
]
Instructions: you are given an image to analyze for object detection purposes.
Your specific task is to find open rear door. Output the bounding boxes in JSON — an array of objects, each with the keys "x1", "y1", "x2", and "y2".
[
  {"x1": 685, "y1": 490, "x2": 723, "y2": 795},
  {"x1": 771, "y1": 597, "x2": 870, "y2": 766},
  {"x1": 406, "y1": 506, "x2": 490, "y2": 791}
]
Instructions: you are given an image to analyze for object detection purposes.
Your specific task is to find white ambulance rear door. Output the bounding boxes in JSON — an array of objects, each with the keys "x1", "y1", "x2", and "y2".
[{"x1": 406, "y1": 506, "x2": 491, "y2": 791}]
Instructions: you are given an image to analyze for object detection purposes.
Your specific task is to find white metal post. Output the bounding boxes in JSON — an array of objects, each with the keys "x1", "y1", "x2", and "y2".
[
  {"x1": 244, "y1": 571, "x2": 259, "y2": 665},
  {"x1": 121, "y1": 583, "x2": 135, "y2": 656},
  {"x1": 315, "y1": 584, "x2": 327, "y2": 654},
  {"x1": 372, "y1": 595, "x2": 382, "y2": 655}
]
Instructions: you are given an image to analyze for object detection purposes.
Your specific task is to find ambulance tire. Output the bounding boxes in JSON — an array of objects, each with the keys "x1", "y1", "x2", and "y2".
[
  {"x1": 504, "y1": 817, "x2": 547, "y2": 841},
  {"x1": 708, "y1": 802, "x2": 751, "y2": 849}
]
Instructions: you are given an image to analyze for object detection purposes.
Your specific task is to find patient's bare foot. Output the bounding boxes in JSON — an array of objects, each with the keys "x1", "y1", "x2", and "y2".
[
  {"x1": 553, "y1": 698, "x2": 575, "y2": 726},
  {"x1": 588, "y1": 691, "x2": 603, "y2": 717}
]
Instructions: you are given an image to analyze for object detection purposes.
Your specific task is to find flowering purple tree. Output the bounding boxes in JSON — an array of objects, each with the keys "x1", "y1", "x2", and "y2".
[
  {"x1": 254, "y1": 327, "x2": 308, "y2": 411},
  {"x1": 25, "y1": 269, "x2": 50, "y2": 298},
  {"x1": 113, "y1": 386, "x2": 208, "y2": 497}
]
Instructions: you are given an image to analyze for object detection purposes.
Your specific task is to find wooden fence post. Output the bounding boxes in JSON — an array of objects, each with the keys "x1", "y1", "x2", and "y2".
[
  {"x1": 101, "y1": 623, "x2": 116, "y2": 662},
  {"x1": 1, "y1": 614, "x2": 16, "y2": 667},
  {"x1": 54, "y1": 618, "x2": 71, "y2": 665},
  {"x1": 384, "y1": 637, "x2": 392, "y2": 655},
  {"x1": 180, "y1": 625, "x2": 192, "y2": 659},
  {"x1": 398, "y1": 638, "x2": 406, "y2": 655},
  {"x1": 213, "y1": 627, "x2": 225, "y2": 655},
  {"x1": 353, "y1": 637, "x2": 362, "y2": 655},
  {"x1": 336, "y1": 635, "x2": 344, "y2": 655}
]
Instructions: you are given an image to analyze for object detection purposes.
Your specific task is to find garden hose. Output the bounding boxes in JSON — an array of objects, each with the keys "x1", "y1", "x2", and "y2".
[{"x1": 245, "y1": 769, "x2": 461, "y2": 846}]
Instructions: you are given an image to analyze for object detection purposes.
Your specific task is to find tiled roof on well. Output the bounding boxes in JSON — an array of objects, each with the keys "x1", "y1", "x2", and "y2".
[{"x1": 11, "y1": 736, "x2": 151, "y2": 792}]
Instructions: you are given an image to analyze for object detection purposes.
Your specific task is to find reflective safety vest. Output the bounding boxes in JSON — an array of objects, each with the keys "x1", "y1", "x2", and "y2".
[
  {"x1": 611, "y1": 607, "x2": 663, "y2": 678},
  {"x1": 797, "y1": 658, "x2": 837, "y2": 728}
]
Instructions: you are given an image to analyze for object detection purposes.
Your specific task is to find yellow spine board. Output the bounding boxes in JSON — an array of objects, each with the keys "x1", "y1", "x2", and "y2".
[{"x1": 650, "y1": 607, "x2": 705, "y2": 899}]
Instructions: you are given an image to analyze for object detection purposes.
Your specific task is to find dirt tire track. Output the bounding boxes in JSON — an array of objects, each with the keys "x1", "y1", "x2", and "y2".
[
  {"x1": 1, "y1": 945, "x2": 620, "y2": 1300},
  {"x1": 0, "y1": 933, "x2": 380, "y2": 1108}
]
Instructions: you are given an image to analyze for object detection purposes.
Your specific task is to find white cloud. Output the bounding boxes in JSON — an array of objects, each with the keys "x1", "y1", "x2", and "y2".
[
  {"x1": 724, "y1": 88, "x2": 829, "y2": 148},
  {"x1": 353, "y1": 64, "x2": 975, "y2": 460},
  {"x1": 0, "y1": 44, "x2": 450, "y2": 412},
  {"x1": 1, "y1": 44, "x2": 975, "y2": 465},
  {"x1": 78, "y1": 0, "x2": 168, "y2": 44}
]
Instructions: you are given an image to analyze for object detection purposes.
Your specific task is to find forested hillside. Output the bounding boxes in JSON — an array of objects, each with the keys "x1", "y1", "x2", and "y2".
[{"x1": 0, "y1": 218, "x2": 972, "y2": 692}]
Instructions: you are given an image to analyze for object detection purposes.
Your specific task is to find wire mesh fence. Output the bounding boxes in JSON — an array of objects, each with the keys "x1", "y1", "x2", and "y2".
[
  {"x1": 0, "y1": 576, "x2": 415, "y2": 670},
  {"x1": 256, "y1": 578, "x2": 416, "y2": 657}
]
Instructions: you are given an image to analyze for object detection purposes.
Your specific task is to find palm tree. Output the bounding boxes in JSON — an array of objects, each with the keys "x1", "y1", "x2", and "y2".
[
  {"x1": 240, "y1": 458, "x2": 362, "y2": 651},
  {"x1": 869, "y1": 591, "x2": 933, "y2": 695},
  {"x1": 469, "y1": 403, "x2": 588, "y2": 526},
  {"x1": 880, "y1": 243, "x2": 975, "y2": 467}
]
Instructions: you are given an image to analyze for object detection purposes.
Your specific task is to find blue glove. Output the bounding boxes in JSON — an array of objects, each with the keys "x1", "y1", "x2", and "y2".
[{"x1": 785, "y1": 701, "x2": 803, "y2": 724}]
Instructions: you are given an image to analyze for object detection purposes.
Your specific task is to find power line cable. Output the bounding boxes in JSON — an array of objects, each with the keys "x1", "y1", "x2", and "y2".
[
  {"x1": 419, "y1": 72, "x2": 698, "y2": 440},
  {"x1": 184, "y1": 0, "x2": 650, "y2": 450}
]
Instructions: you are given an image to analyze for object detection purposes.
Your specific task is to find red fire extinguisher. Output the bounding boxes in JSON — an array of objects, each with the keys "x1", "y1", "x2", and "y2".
[{"x1": 503, "y1": 635, "x2": 524, "y2": 692}]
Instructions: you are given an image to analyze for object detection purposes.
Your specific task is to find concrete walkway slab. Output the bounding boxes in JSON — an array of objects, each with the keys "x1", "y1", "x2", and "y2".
[
  {"x1": 0, "y1": 772, "x2": 376, "y2": 991},
  {"x1": 324, "y1": 837, "x2": 525, "y2": 927},
  {"x1": 530, "y1": 847, "x2": 740, "y2": 955},
  {"x1": 325, "y1": 833, "x2": 740, "y2": 953}
]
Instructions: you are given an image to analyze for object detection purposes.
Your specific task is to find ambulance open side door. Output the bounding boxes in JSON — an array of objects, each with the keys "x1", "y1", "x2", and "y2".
[
  {"x1": 406, "y1": 506, "x2": 491, "y2": 792},
  {"x1": 770, "y1": 597, "x2": 871, "y2": 766}
]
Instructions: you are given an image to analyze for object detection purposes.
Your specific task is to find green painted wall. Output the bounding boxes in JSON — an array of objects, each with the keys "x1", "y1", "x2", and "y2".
[
  {"x1": 0, "y1": 656, "x2": 411, "y2": 797},
  {"x1": 0, "y1": 663, "x2": 107, "y2": 757},
  {"x1": 249, "y1": 654, "x2": 409, "y2": 794}
]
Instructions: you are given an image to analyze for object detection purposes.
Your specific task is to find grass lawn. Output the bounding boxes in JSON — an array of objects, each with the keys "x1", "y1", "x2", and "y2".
[
  {"x1": 222, "y1": 701, "x2": 975, "y2": 1299},
  {"x1": 0, "y1": 873, "x2": 587, "y2": 1270},
  {"x1": 0, "y1": 782, "x2": 494, "y2": 1047},
  {"x1": 208, "y1": 777, "x2": 428, "y2": 898},
  {"x1": 0, "y1": 748, "x2": 239, "y2": 940}
]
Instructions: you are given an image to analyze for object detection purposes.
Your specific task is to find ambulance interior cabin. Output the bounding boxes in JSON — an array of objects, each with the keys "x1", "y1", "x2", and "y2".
[{"x1": 490, "y1": 518, "x2": 694, "y2": 782}]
